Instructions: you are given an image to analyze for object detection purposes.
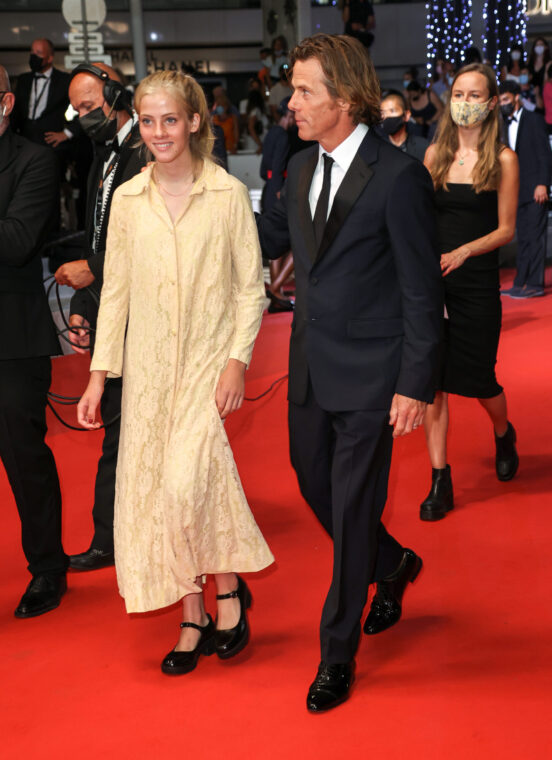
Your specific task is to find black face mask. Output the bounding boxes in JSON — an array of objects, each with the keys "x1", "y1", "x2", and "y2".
[
  {"x1": 500, "y1": 102, "x2": 515, "y2": 119},
  {"x1": 79, "y1": 105, "x2": 118, "y2": 143},
  {"x1": 29, "y1": 53, "x2": 44, "y2": 73},
  {"x1": 381, "y1": 115, "x2": 405, "y2": 136}
]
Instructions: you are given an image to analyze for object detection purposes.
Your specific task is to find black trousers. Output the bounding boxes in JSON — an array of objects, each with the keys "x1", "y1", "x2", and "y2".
[
  {"x1": 515, "y1": 200, "x2": 548, "y2": 289},
  {"x1": 90, "y1": 377, "x2": 122, "y2": 552},
  {"x1": 288, "y1": 382, "x2": 404, "y2": 665},
  {"x1": 0, "y1": 357, "x2": 67, "y2": 576}
]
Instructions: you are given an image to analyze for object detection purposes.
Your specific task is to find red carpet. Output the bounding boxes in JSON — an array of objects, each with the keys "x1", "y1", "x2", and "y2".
[{"x1": 1, "y1": 270, "x2": 551, "y2": 758}]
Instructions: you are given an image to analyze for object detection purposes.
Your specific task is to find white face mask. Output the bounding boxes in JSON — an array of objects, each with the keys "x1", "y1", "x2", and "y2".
[
  {"x1": 511, "y1": 51, "x2": 521, "y2": 61},
  {"x1": 535, "y1": 45, "x2": 545, "y2": 56}
]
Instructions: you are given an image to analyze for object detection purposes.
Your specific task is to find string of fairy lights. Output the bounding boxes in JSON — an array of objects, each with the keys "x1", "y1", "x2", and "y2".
[
  {"x1": 426, "y1": 0, "x2": 528, "y2": 74},
  {"x1": 425, "y1": 0, "x2": 473, "y2": 76},
  {"x1": 482, "y1": 0, "x2": 528, "y2": 69}
]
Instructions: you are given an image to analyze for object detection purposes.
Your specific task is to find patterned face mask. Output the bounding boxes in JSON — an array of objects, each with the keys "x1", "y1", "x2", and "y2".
[{"x1": 450, "y1": 98, "x2": 492, "y2": 127}]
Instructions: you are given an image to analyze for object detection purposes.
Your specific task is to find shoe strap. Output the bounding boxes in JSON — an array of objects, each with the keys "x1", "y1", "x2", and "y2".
[
  {"x1": 180, "y1": 614, "x2": 211, "y2": 631},
  {"x1": 216, "y1": 588, "x2": 238, "y2": 600}
]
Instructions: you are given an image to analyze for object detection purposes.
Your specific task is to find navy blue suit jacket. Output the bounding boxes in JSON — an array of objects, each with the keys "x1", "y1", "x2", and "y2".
[
  {"x1": 0, "y1": 129, "x2": 61, "y2": 360},
  {"x1": 511, "y1": 108, "x2": 552, "y2": 205},
  {"x1": 257, "y1": 129, "x2": 443, "y2": 411}
]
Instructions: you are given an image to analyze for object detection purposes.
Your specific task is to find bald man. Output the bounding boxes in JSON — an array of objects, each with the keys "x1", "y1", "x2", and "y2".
[
  {"x1": 55, "y1": 63, "x2": 147, "y2": 570},
  {"x1": 0, "y1": 65, "x2": 68, "y2": 616},
  {"x1": 12, "y1": 38, "x2": 81, "y2": 150}
]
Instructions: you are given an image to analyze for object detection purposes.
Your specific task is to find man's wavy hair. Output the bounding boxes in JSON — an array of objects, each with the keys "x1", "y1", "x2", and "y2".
[{"x1": 289, "y1": 33, "x2": 381, "y2": 126}]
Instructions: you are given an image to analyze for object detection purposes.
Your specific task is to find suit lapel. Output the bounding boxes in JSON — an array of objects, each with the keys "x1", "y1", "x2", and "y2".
[
  {"x1": 314, "y1": 132, "x2": 377, "y2": 265},
  {"x1": 297, "y1": 148, "x2": 318, "y2": 263},
  {"x1": 515, "y1": 109, "x2": 525, "y2": 152}
]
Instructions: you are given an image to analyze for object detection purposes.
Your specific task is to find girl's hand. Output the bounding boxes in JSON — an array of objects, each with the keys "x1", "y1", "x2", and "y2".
[
  {"x1": 441, "y1": 246, "x2": 470, "y2": 276},
  {"x1": 77, "y1": 373, "x2": 106, "y2": 429},
  {"x1": 215, "y1": 359, "x2": 246, "y2": 419}
]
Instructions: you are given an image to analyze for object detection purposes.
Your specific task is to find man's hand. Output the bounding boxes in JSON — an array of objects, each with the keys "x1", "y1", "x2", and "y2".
[
  {"x1": 44, "y1": 131, "x2": 69, "y2": 148},
  {"x1": 389, "y1": 394, "x2": 426, "y2": 437},
  {"x1": 68, "y1": 313, "x2": 91, "y2": 355},
  {"x1": 215, "y1": 359, "x2": 246, "y2": 419},
  {"x1": 534, "y1": 184, "x2": 548, "y2": 204},
  {"x1": 55, "y1": 260, "x2": 95, "y2": 289}
]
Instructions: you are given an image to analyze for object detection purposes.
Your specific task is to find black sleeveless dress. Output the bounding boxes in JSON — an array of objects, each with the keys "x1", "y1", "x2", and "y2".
[{"x1": 435, "y1": 183, "x2": 503, "y2": 399}]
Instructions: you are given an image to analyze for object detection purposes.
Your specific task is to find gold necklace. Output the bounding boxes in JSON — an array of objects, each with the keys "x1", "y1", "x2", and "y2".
[{"x1": 155, "y1": 168, "x2": 195, "y2": 196}]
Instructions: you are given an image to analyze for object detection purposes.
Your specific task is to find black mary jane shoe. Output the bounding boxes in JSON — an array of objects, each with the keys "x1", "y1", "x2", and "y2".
[
  {"x1": 161, "y1": 614, "x2": 216, "y2": 675},
  {"x1": 214, "y1": 576, "x2": 252, "y2": 660},
  {"x1": 265, "y1": 284, "x2": 294, "y2": 313}
]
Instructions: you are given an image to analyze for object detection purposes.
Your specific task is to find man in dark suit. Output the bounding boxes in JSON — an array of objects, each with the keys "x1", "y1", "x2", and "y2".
[
  {"x1": 257, "y1": 34, "x2": 442, "y2": 712},
  {"x1": 379, "y1": 91, "x2": 429, "y2": 162},
  {"x1": 499, "y1": 80, "x2": 552, "y2": 298},
  {"x1": 0, "y1": 65, "x2": 68, "y2": 617},
  {"x1": 12, "y1": 38, "x2": 80, "y2": 155},
  {"x1": 55, "y1": 63, "x2": 147, "y2": 570}
]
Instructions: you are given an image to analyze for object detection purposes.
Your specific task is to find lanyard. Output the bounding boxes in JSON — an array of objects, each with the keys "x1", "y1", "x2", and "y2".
[
  {"x1": 92, "y1": 128, "x2": 133, "y2": 253},
  {"x1": 31, "y1": 76, "x2": 48, "y2": 120}
]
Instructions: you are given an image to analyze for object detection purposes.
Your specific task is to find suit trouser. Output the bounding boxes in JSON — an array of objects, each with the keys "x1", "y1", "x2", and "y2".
[
  {"x1": 288, "y1": 382, "x2": 404, "y2": 665},
  {"x1": 514, "y1": 200, "x2": 548, "y2": 289},
  {"x1": 0, "y1": 357, "x2": 68, "y2": 576},
  {"x1": 90, "y1": 377, "x2": 122, "y2": 552}
]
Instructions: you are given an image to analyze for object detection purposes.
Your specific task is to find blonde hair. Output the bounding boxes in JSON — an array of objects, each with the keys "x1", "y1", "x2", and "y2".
[
  {"x1": 430, "y1": 63, "x2": 503, "y2": 193},
  {"x1": 134, "y1": 71, "x2": 214, "y2": 163},
  {"x1": 289, "y1": 33, "x2": 381, "y2": 126}
]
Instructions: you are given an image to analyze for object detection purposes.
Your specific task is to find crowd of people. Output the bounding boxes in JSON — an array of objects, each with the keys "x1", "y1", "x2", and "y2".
[{"x1": 1, "y1": 29, "x2": 551, "y2": 715}]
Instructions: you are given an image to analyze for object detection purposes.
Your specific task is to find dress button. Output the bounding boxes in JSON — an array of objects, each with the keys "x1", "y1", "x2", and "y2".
[{"x1": 311, "y1": 277, "x2": 319, "y2": 285}]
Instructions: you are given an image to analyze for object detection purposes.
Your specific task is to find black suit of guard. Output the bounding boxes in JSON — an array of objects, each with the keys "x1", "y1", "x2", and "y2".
[
  {"x1": 0, "y1": 128, "x2": 67, "y2": 577},
  {"x1": 507, "y1": 108, "x2": 552, "y2": 290},
  {"x1": 257, "y1": 129, "x2": 443, "y2": 664},
  {"x1": 69, "y1": 124, "x2": 147, "y2": 554}
]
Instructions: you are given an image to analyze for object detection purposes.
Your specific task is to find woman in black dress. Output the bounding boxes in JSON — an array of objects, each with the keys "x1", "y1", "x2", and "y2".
[{"x1": 421, "y1": 63, "x2": 520, "y2": 521}]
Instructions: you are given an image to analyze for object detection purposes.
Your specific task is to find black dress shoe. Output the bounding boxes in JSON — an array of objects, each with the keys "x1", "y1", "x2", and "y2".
[
  {"x1": 214, "y1": 575, "x2": 252, "y2": 659},
  {"x1": 495, "y1": 422, "x2": 519, "y2": 481},
  {"x1": 420, "y1": 464, "x2": 454, "y2": 521},
  {"x1": 363, "y1": 549, "x2": 422, "y2": 635},
  {"x1": 306, "y1": 661, "x2": 354, "y2": 713},
  {"x1": 69, "y1": 547, "x2": 115, "y2": 571},
  {"x1": 161, "y1": 615, "x2": 216, "y2": 675},
  {"x1": 14, "y1": 574, "x2": 67, "y2": 618}
]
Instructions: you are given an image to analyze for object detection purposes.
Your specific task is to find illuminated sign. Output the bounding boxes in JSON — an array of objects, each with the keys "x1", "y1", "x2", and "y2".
[
  {"x1": 527, "y1": 0, "x2": 552, "y2": 15},
  {"x1": 62, "y1": 0, "x2": 112, "y2": 68}
]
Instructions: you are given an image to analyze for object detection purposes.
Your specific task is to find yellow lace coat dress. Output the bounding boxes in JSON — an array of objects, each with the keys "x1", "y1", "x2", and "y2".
[{"x1": 90, "y1": 161, "x2": 274, "y2": 613}]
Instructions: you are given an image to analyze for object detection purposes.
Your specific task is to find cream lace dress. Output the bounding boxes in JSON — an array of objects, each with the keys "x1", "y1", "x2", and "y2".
[{"x1": 90, "y1": 161, "x2": 274, "y2": 613}]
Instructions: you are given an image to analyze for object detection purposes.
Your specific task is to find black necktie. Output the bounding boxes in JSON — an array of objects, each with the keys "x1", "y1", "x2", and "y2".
[{"x1": 313, "y1": 153, "x2": 334, "y2": 248}]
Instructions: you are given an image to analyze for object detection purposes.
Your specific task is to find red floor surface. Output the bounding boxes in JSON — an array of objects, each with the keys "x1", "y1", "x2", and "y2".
[{"x1": 1, "y1": 271, "x2": 551, "y2": 758}]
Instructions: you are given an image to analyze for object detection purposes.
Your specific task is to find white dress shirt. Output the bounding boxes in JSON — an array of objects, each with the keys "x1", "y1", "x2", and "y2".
[
  {"x1": 508, "y1": 107, "x2": 522, "y2": 150},
  {"x1": 28, "y1": 67, "x2": 52, "y2": 120},
  {"x1": 309, "y1": 122, "x2": 369, "y2": 220}
]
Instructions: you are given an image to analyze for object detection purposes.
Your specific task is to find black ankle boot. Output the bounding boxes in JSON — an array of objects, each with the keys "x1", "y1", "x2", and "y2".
[
  {"x1": 420, "y1": 465, "x2": 454, "y2": 521},
  {"x1": 495, "y1": 422, "x2": 519, "y2": 481}
]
